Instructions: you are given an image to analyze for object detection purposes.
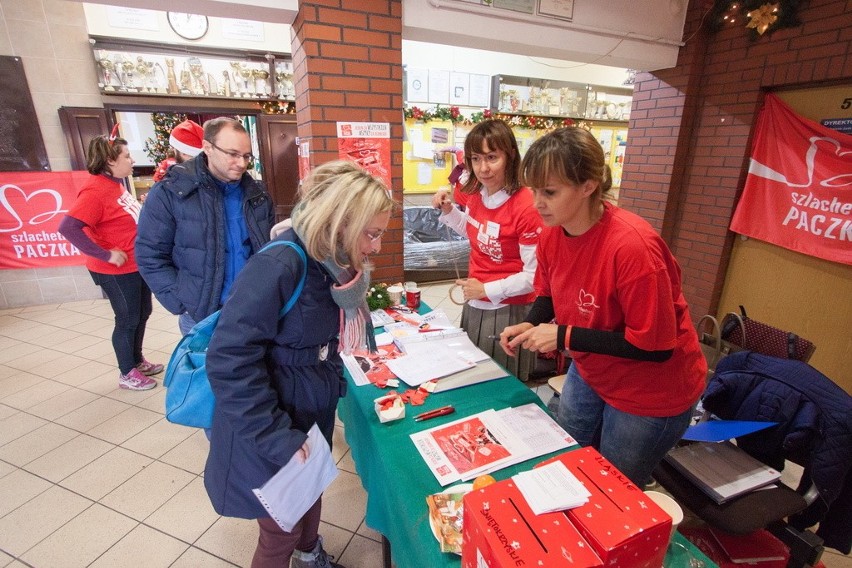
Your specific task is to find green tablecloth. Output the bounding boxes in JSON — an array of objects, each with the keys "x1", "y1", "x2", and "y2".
[{"x1": 338, "y1": 314, "x2": 715, "y2": 568}]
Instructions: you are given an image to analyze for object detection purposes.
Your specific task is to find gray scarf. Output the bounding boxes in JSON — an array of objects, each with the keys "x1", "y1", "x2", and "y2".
[{"x1": 291, "y1": 207, "x2": 376, "y2": 354}]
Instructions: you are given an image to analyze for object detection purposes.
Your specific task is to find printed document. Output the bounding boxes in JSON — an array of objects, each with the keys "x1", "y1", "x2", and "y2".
[
  {"x1": 410, "y1": 403, "x2": 576, "y2": 486},
  {"x1": 513, "y1": 460, "x2": 591, "y2": 515},
  {"x1": 253, "y1": 423, "x2": 338, "y2": 531}
]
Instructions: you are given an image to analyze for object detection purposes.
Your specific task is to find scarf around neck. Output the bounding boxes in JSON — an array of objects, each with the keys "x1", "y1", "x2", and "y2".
[{"x1": 291, "y1": 206, "x2": 376, "y2": 354}]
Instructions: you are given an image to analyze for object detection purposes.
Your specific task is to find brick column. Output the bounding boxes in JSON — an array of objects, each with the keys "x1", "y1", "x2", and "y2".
[{"x1": 290, "y1": 0, "x2": 404, "y2": 282}]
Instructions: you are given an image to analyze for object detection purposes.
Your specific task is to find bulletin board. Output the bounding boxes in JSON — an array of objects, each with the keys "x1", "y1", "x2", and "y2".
[
  {"x1": 589, "y1": 124, "x2": 628, "y2": 189},
  {"x1": 403, "y1": 119, "x2": 471, "y2": 194}
]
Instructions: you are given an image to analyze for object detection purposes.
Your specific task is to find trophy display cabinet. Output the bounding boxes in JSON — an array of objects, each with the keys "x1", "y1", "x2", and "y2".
[{"x1": 58, "y1": 37, "x2": 300, "y2": 221}]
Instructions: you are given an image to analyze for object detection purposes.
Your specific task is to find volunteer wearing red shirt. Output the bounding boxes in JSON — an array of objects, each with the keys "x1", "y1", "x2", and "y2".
[
  {"x1": 500, "y1": 127, "x2": 705, "y2": 486},
  {"x1": 432, "y1": 120, "x2": 542, "y2": 381},
  {"x1": 58, "y1": 134, "x2": 162, "y2": 391}
]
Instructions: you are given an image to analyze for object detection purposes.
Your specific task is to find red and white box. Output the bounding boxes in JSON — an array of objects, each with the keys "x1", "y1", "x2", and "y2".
[
  {"x1": 536, "y1": 448, "x2": 672, "y2": 568},
  {"x1": 462, "y1": 477, "x2": 603, "y2": 568}
]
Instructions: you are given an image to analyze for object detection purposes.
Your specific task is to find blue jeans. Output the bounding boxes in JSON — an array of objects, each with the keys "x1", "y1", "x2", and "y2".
[
  {"x1": 557, "y1": 362, "x2": 694, "y2": 486},
  {"x1": 89, "y1": 270, "x2": 153, "y2": 375}
]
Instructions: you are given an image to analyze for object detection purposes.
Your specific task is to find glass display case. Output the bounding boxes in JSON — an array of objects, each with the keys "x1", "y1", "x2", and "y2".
[
  {"x1": 90, "y1": 37, "x2": 293, "y2": 102},
  {"x1": 491, "y1": 74, "x2": 631, "y2": 121}
]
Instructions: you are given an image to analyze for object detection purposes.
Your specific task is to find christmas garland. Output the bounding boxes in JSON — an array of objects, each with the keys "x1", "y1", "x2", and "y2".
[
  {"x1": 404, "y1": 105, "x2": 580, "y2": 131},
  {"x1": 710, "y1": 0, "x2": 802, "y2": 38}
]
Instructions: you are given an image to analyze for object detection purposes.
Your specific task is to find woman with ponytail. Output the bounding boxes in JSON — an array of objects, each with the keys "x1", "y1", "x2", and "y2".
[
  {"x1": 499, "y1": 127, "x2": 706, "y2": 488},
  {"x1": 58, "y1": 130, "x2": 161, "y2": 391}
]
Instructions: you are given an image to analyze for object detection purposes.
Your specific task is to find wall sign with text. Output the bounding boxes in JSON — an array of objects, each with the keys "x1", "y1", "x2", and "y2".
[{"x1": 0, "y1": 171, "x2": 90, "y2": 269}]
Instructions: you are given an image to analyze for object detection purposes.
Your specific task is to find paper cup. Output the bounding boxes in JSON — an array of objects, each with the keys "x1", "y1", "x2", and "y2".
[
  {"x1": 404, "y1": 281, "x2": 418, "y2": 291},
  {"x1": 387, "y1": 285, "x2": 403, "y2": 305},
  {"x1": 406, "y1": 289, "x2": 421, "y2": 310},
  {"x1": 644, "y1": 490, "x2": 683, "y2": 540}
]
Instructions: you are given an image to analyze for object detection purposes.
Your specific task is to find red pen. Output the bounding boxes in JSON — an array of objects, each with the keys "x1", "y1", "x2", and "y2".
[{"x1": 414, "y1": 405, "x2": 455, "y2": 421}]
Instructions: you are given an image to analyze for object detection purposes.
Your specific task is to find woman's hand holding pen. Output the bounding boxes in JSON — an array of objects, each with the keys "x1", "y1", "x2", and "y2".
[{"x1": 498, "y1": 322, "x2": 533, "y2": 356}]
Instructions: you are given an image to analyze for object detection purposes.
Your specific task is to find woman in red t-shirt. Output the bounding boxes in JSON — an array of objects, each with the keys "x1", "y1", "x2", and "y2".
[
  {"x1": 432, "y1": 120, "x2": 542, "y2": 381},
  {"x1": 499, "y1": 127, "x2": 706, "y2": 487},
  {"x1": 58, "y1": 135, "x2": 162, "y2": 391}
]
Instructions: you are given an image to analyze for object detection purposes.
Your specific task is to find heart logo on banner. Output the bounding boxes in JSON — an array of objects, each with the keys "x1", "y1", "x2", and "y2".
[{"x1": 0, "y1": 183, "x2": 67, "y2": 232}]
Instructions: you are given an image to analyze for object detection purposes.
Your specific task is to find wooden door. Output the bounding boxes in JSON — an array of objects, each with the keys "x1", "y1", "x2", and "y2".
[
  {"x1": 257, "y1": 115, "x2": 299, "y2": 222},
  {"x1": 58, "y1": 107, "x2": 111, "y2": 170}
]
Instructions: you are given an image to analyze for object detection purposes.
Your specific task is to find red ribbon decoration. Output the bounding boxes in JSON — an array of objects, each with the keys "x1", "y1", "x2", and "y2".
[{"x1": 108, "y1": 123, "x2": 120, "y2": 145}]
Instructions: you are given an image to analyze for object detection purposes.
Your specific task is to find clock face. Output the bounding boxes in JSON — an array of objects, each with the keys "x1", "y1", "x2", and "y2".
[{"x1": 167, "y1": 12, "x2": 209, "y2": 40}]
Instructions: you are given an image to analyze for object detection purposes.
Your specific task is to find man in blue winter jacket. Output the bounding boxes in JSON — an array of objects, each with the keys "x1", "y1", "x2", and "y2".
[{"x1": 136, "y1": 117, "x2": 275, "y2": 334}]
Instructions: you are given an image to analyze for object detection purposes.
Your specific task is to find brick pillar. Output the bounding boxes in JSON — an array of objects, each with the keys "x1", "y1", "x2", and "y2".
[
  {"x1": 291, "y1": 0, "x2": 404, "y2": 282},
  {"x1": 619, "y1": 0, "x2": 722, "y2": 312}
]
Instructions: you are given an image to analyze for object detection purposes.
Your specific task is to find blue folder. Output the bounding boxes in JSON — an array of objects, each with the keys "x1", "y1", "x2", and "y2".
[{"x1": 682, "y1": 420, "x2": 778, "y2": 442}]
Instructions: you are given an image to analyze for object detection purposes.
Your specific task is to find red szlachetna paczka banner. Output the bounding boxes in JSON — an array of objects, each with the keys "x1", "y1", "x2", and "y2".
[
  {"x1": 0, "y1": 171, "x2": 91, "y2": 269},
  {"x1": 730, "y1": 94, "x2": 852, "y2": 265}
]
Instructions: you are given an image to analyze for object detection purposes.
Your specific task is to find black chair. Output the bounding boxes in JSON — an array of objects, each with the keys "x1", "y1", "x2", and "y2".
[{"x1": 654, "y1": 351, "x2": 852, "y2": 568}]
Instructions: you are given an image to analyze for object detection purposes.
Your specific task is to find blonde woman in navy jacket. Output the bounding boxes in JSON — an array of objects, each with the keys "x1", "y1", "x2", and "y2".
[{"x1": 204, "y1": 161, "x2": 394, "y2": 568}]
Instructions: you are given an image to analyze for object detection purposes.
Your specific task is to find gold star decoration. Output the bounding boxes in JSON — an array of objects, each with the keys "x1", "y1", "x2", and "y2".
[{"x1": 746, "y1": 3, "x2": 779, "y2": 35}]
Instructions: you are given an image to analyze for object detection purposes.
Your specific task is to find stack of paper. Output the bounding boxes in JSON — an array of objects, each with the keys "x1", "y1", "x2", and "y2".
[
  {"x1": 513, "y1": 460, "x2": 591, "y2": 515},
  {"x1": 410, "y1": 403, "x2": 577, "y2": 486},
  {"x1": 664, "y1": 441, "x2": 781, "y2": 504}
]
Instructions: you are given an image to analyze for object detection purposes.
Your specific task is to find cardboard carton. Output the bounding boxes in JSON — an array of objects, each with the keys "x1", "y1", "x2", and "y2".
[
  {"x1": 536, "y1": 448, "x2": 672, "y2": 568},
  {"x1": 462, "y1": 478, "x2": 603, "y2": 567}
]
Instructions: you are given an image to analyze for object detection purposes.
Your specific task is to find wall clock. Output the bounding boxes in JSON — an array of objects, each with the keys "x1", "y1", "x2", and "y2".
[{"x1": 167, "y1": 12, "x2": 209, "y2": 40}]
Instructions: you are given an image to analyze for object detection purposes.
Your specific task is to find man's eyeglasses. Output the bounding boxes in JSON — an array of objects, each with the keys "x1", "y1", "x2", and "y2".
[
  {"x1": 210, "y1": 141, "x2": 254, "y2": 164},
  {"x1": 364, "y1": 228, "x2": 386, "y2": 242}
]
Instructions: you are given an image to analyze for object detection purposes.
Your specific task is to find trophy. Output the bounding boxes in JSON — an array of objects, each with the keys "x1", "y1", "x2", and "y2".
[
  {"x1": 165, "y1": 58, "x2": 179, "y2": 94},
  {"x1": 252, "y1": 68, "x2": 269, "y2": 97},
  {"x1": 239, "y1": 65, "x2": 253, "y2": 97},
  {"x1": 222, "y1": 70, "x2": 232, "y2": 97},
  {"x1": 98, "y1": 58, "x2": 115, "y2": 91},
  {"x1": 135, "y1": 56, "x2": 154, "y2": 92},
  {"x1": 153, "y1": 62, "x2": 168, "y2": 93},
  {"x1": 120, "y1": 58, "x2": 136, "y2": 91},
  {"x1": 229, "y1": 62, "x2": 244, "y2": 97},
  {"x1": 179, "y1": 62, "x2": 193, "y2": 94},
  {"x1": 188, "y1": 57, "x2": 207, "y2": 95}
]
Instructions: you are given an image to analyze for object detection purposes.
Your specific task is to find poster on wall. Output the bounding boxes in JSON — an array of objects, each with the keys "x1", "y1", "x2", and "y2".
[
  {"x1": 449, "y1": 72, "x2": 470, "y2": 106},
  {"x1": 406, "y1": 68, "x2": 429, "y2": 103},
  {"x1": 730, "y1": 94, "x2": 852, "y2": 266},
  {"x1": 538, "y1": 0, "x2": 575, "y2": 20},
  {"x1": 0, "y1": 171, "x2": 90, "y2": 269},
  {"x1": 468, "y1": 74, "x2": 491, "y2": 108},
  {"x1": 105, "y1": 6, "x2": 159, "y2": 31},
  {"x1": 337, "y1": 122, "x2": 392, "y2": 189},
  {"x1": 428, "y1": 70, "x2": 450, "y2": 104},
  {"x1": 0, "y1": 57, "x2": 49, "y2": 173}
]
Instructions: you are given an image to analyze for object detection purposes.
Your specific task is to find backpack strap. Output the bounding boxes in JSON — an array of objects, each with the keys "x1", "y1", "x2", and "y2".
[{"x1": 258, "y1": 240, "x2": 308, "y2": 317}]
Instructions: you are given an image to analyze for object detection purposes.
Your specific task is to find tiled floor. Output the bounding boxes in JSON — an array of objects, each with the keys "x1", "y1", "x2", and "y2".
[{"x1": 1, "y1": 281, "x2": 849, "y2": 568}]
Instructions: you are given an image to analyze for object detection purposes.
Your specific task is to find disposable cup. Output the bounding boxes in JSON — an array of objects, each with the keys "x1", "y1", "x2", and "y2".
[
  {"x1": 644, "y1": 490, "x2": 683, "y2": 540},
  {"x1": 387, "y1": 285, "x2": 403, "y2": 305}
]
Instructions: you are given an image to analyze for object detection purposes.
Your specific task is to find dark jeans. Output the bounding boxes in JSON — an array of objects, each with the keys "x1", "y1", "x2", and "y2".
[{"x1": 89, "y1": 270, "x2": 153, "y2": 374}]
